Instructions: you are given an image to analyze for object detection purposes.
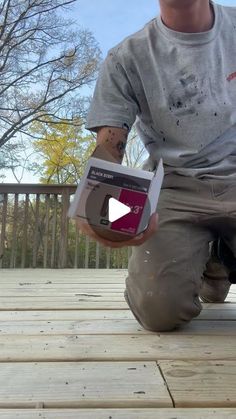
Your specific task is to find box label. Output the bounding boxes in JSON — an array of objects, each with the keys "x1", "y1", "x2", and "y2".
[{"x1": 111, "y1": 189, "x2": 148, "y2": 234}]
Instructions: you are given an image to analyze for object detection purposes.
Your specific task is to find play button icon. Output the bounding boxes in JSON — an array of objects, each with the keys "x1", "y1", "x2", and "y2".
[{"x1": 108, "y1": 197, "x2": 131, "y2": 223}]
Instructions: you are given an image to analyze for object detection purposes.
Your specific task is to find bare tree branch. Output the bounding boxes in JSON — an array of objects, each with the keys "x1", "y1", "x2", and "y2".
[{"x1": 0, "y1": 0, "x2": 101, "y2": 148}]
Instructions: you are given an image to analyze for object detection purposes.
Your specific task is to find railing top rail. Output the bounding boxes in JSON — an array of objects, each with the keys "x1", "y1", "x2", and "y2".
[{"x1": 0, "y1": 184, "x2": 77, "y2": 195}]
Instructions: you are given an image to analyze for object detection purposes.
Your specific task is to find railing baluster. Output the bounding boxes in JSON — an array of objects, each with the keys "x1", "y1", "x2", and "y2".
[
  {"x1": 10, "y1": 194, "x2": 19, "y2": 268},
  {"x1": 0, "y1": 184, "x2": 130, "y2": 269},
  {"x1": 0, "y1": 193, "x2": 8, "y2": 268},
  {"x1": 33, "y1": 194, "x2": 40, "y2": 268},
  {"x1": 95, "y1": 241, "x2": 100, "y2": 269},
  {"x1": 21, "y1": 194, "x2": 29, "y2": 268},
  {"x1": 84, "y1": 235, "x2": 89, "y2": 268},
  {"x1": 59, "y1": 189, "x2": 70, "y2": 268},
  {"x1": 51, "y1": 194, "x2": 58, "y2": 268},
  {"x1": 43, "y1": 194, "x2": 50, "y2": 268},
  {"x1": 74, "y1": 227, "x2": 79, "y2": 268},
  {"x1": 106, "y1": 247, "x2": 111, "y2": 269}
]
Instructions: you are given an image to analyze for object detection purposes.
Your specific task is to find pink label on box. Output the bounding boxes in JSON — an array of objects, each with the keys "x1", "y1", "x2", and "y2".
[{"x1": 111, "y1": 189, "x2": 148, "y2": 234}]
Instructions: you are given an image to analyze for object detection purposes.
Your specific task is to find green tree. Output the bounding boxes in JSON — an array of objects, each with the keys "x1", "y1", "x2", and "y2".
[{"x1": 32, "y1": 118, "x2": 96, "y2": 183}]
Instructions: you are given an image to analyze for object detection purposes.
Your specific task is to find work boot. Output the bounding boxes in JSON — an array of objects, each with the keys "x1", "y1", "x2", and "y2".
[{"x1": 200, "y1": 239, "x2": 233, "y2": 303}]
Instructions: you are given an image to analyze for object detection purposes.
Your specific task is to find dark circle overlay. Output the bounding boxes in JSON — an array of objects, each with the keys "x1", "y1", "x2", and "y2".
[{"x1": 85, "y1": 176, "x2": 151, "y2": 242}]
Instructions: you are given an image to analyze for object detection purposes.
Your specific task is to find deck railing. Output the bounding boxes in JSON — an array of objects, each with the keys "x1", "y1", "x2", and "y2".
[{"x1": 0, "y1": 184, "x2": 131, "y2": 269}]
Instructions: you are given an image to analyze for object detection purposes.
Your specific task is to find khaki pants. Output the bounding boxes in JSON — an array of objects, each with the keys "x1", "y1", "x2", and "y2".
[{"x1": 125, "y1": 172, "x2": 236, "y2": 332}]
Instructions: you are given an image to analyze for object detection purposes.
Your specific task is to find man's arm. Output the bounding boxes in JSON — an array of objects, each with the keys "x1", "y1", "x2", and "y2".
[
  {"x1": 95, "y1": 126, "x2": 128, "y2": 163},
  {"x1": 77, "y1": 125, "x2": 158, "y2": 248}
]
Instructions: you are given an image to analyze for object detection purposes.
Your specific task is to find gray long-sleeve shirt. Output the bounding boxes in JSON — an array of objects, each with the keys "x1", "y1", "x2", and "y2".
[{"x1": 86, "y1": 1, "x2": 236, "y2": 179}]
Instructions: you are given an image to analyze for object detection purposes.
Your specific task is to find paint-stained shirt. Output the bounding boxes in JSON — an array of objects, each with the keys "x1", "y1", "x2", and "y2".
[{"x1": 85, "y1": 1, "x2": 236, "y2": 179}]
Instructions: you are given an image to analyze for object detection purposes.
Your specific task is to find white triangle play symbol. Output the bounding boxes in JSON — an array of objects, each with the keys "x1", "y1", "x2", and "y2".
[{"x1": 108, "y1": 197, "x2": 131, "y2": 223}]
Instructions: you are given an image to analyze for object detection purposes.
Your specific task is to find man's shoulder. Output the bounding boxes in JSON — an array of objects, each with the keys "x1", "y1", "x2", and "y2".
[
  {"x1": 220, "y1": 2, "x2": 236, "y2": 21},
  {"x1": 109, "y1": 18, "x2": 158, "y2": 60}
]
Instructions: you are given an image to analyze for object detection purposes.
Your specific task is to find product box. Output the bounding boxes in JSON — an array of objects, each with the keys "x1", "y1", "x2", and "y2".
[{"x1": 68, "y1": 148, "x2": 164, "y2": 242}]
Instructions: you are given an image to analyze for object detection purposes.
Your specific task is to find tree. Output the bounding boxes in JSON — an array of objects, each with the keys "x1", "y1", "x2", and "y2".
[
  {"x1": 0, "y1": 0, "x2": 101, "y2": 149},
  {"x1": 0, "y1": 134, "x2": 35, "y2": 182},
  {"x1": 123, "y1": 128, "x2": 148, "y2": 168},
  {"x1": 32, "y1": 118, "x2": 96, "y2": 183}
]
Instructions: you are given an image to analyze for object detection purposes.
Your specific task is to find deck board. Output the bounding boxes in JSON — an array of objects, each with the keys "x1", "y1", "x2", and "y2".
[
  {"x1": 159, "y1": 360, "x2": 236, "y2": 407},
  {"x1": 1, "y1": 318, "x2": 236, "y2": 335},
  {"x1": 0, "y1": 361, "x2": 171, "y2": 408},
  {"x1": 0, "y1": 269, "x2": 236, "y2": 417},
  {"x1": 0, "y1": 408, "x2": 236, "y2": 418},
  {"x1": 0, "y1": 334, "x2": 236, "y2": 362}
]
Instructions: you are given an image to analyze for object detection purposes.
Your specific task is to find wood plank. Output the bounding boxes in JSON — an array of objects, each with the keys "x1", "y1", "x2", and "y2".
[
  {"x1": 0, "y1": 295, "x2": 125, "y2": 301},
  {"x1": 0, "y1": 334, "x2": 236, "y2": 362},
  {"x1": 0, "y1": 281, "x2": 126, "y2": 286},
  {"x1": 0, "y1": 300, "x2": 128, "y2": 310},
  {"x1": 198, "y1": 308, "x2": 236, "y2": 320},
  {"x1": 0, "y1": 362, "x2": 172, "y2": 408},
  {"x1": 1, "y1": 318, "x2": 236, "y2": 335},
  {"x1": 0, "y1": 290, "x2": 125, "y2": 297},
  {"x1": 0, "y1": 408, "x2": 236, "y2": 419},
  {"x1": 0, "y1": 318, "x2": 126, "y2": 335},
  {"x1": 200, "y1": 303, "x2": 236, "y2": 310},
  {"x1": 159, "y1": 360, "x2": 236, "y2": 407},
  {"x1": 175, "y1": 320, "x2": 236, "y2": 335},
  {"x1": 1, "y1": 307, "x2": 236, "y2": 321},
  {"x1": 1, "y1": 290, "x2": 235, "y2": 319},
  {"x1": 0, "y1": 285, "x2": 125, "y2": 292},
  {"x1": 0, "y1": 319, "x2": 144, "y2": 335},
  {"x1": 0, "y1": 269, "x2": 127, "y2": 279},
  {"x1": 0, "y1": 310, "x2": 132, "y2": 321},
  {"x1": 3, "y1": 270, "x2": 233, "y2": 287},
  {"x1": 0, "y1": 303, "x2": 229, "y2": 316}
]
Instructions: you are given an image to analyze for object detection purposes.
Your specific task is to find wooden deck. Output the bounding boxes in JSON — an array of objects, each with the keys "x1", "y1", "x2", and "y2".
[{"x1": 0, "y1": 269, "x2": 236, "y2": 418}]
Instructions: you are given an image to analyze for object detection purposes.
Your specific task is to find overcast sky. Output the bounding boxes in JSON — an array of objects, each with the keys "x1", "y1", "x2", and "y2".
[{"x1": 4, "y1": 0, "x2": 236, "y2": 182}]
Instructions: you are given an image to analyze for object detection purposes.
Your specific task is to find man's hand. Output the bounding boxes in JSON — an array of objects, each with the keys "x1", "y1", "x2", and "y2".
[
  {"x1": 76, "y1": 212, "x2": 158, "y2": 248},
  {"x1": 75, "y1": 125, "x2": 158, "y2": 248}
]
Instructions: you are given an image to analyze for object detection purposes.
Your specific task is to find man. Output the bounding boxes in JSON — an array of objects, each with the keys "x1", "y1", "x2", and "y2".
[{"x1": 78, "y1": 0, "x2": 236, "y2": 331}]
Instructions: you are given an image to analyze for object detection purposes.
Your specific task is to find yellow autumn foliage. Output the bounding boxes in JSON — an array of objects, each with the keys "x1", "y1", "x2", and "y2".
[{"x1": 32, "y1": 118, "x2": 96, "y2": 184}]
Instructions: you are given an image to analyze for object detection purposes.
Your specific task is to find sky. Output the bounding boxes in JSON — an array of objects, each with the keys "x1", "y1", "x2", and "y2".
[
  {"x1": 4, "y1": 0, "x2": 236, "y2": 183},
  {"x1": 74, "y1": 0, "x2": 235, "y2": 58}
]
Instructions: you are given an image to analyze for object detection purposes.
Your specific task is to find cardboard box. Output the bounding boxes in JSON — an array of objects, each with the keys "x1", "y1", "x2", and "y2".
[{"x1": 68, "y1": 151, "x2": 164, "y2": 242}]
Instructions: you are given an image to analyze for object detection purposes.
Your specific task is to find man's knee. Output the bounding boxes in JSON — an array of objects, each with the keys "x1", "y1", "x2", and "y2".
[{"x1": 124, "y1": 288, "x2": 202, "y2": 333}]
